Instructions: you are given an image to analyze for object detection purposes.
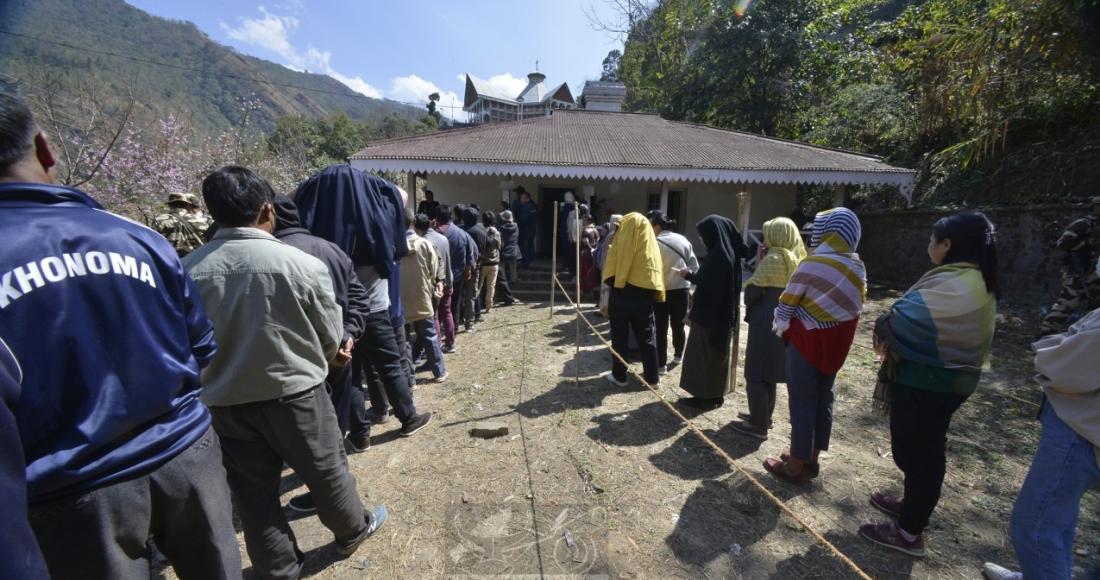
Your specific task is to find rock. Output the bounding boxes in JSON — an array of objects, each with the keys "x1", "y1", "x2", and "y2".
[{"x1": 470, "y1": 421, "x2": 510, "y2": 438}]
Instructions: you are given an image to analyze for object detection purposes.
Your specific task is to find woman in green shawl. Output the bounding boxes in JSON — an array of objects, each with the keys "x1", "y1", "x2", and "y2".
[{"x1": 732, "y1": 217, "x2": 806, "y2": 440}]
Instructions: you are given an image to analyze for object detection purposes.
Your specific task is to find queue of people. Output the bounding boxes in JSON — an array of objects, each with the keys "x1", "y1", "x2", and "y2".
[
  {"x1": 597, "y1": 200, "x2": 1096, "y2": 573},
  {"x1": 1, "y1": 75, "x2": 1097, "y2": 578}
]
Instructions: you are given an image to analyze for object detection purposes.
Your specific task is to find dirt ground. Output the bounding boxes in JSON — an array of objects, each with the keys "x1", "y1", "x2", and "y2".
[{"x1": 179, "y1": 287, "x2": 1100, "y2": 579}]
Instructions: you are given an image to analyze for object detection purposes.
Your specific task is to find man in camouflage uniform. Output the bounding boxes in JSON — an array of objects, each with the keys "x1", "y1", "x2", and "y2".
[
  {"x1": 153, "y1": 192, "x2": 212, "y2": 257},
  {"x1": 1040, "y1": 196, "x2": 1100, "y2": 336}
]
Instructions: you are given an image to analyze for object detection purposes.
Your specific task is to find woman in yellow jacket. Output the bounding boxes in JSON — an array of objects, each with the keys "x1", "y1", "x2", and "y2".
[{"x1": 602, "y1": 212, "x2": 666, "y2": 386}]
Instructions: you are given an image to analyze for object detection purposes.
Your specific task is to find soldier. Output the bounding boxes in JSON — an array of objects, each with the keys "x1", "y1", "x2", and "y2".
[
  {"x1": 1040, "y1": 196, "x2": 1100, "y2": 336},
  {"x1": 153, "y1": 192, "x2": 211, "y2": 256}
]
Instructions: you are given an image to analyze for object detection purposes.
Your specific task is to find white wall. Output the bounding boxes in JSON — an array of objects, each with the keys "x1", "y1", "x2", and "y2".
[{"x1": 422, "y1": 173, "x2": 797, "y2": 256}]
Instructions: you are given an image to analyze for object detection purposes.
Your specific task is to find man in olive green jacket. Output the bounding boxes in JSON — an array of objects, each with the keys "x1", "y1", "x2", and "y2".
[{"x1": 183, "y1": 166, "x2": 387, "y2": 580}]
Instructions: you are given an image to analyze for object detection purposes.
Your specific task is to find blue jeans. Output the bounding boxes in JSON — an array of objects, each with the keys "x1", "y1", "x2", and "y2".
[
  {"x1": 410, "y1": 318, "x2": 446, "y2": 378},
  {"x1": 786, "y1": 347, "x2": 836, "y2": 461},
  {"x1": 1010, "y1": 402, "x2": 1100, "y2": 579}
]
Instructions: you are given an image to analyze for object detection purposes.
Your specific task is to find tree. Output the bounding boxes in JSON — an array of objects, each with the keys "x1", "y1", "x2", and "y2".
[
  {"x1": 600, "y1": 50, "x2": 622, "y2": 82},
  {"x1": 427, "y1": 92, "x2": 442, "y2": 124}
]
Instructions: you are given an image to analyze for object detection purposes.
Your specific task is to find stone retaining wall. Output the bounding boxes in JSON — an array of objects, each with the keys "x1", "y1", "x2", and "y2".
[{"x1": 858, "y1": 204, "x2": 1092, "y2": 306}]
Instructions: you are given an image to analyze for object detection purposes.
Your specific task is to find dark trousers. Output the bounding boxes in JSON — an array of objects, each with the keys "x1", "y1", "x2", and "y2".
[
  {"x1": 450, "y1": 276, "x2": 465, "y2": 333},
  {"x1": 890, "y1": 382, "x2": 969, "y2": 535},
  {"x1": 519, "y1": 229, "x2": 535, "y2": 267},
  {"x1": 461, "y1": 271, "x2": 480, "y2": 326},
  {"x1": 495, "y1": 274, "x2": 516, "y2": 304},
  {"x1": 746, "y1": 380, "x2": 777, "y2": 430},
  {"x1": 608, "y1": 285, "x2": 659, "y2": 384},
  {"x1": 350, "y1": 311, "x2": 419, "y2": 437},
  {"x1": 786, "y1": 346, "x2": 837, "y2": 461},
  {"x1": 328, "y1": 364, "x2": 353, "y2": 435},
  {"x1": 211, "y1": 387, "x2": 367, "y2": 580},
  {"x1": 653, "y1": 288, "x2": 689, "y2": 367},
  {"x1": 29, "y1": 428, "x2": 241, "y2": 580},
  {"x1": 437, "y1": 285, "x2": 455, "y2": 348}
]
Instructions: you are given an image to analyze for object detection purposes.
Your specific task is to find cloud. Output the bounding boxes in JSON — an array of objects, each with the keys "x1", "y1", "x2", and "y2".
[
  {"x1": 456, "y1": 72, "x2": 530, "y2": 99},
  {"x1": 220, "y1": 6, "x2": 382, "y2": 99},
  {"x1": 391, "y1": 75, "x2": 464, "y2": 120}
]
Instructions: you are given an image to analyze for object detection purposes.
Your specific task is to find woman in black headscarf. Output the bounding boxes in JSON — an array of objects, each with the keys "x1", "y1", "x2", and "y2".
[{"x1": 676, "y1": 214, "x2": 747, "y2": 410}]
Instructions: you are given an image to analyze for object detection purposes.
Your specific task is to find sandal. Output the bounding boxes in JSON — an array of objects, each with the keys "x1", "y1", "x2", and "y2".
[
  {"x1": 779, "y1": 450, "x2": 821, "y2": 478},
  {"x1": 763, "y1": 457, "x2": 810, "y2": 484}
]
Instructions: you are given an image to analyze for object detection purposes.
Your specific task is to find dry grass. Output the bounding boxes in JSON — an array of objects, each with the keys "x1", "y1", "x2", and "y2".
[{"x1": 168, "y1": 290, "x2": 1100, "y2": 579}]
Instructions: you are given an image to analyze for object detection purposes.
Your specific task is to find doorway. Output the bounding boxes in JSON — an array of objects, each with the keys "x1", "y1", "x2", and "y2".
[{"x1": 537, "y1": 187, "x2": 576, "y2": 258}]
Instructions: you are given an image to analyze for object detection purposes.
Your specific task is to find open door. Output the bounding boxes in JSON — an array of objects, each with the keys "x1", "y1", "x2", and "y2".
[{"x1": 537, "y1": 187, "x2": 574, "y2": 258}]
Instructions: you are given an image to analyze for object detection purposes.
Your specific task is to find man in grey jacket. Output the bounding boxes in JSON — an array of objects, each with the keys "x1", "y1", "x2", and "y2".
[{"x1": 183, "y1": 166, "x2": 387, "y2": 579}]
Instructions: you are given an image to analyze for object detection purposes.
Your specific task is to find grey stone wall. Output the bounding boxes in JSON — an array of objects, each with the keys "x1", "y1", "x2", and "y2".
[{"x1": 858, "y1": 204, "x2": 1092, "y2": 306}]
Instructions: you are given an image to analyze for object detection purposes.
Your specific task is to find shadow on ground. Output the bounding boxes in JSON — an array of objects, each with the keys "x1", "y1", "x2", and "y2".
[
  {"x1": 666, "y1": 474, "x2": 811, "y2": 574},
  {"x1": 514, "y1": 376, "x2": 646, "y2": 419}
]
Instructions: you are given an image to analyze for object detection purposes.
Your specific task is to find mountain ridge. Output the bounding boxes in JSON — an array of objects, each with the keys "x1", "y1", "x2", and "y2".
[{"x1": 0, "y1": 0, "x2": 422, "y2": 133}]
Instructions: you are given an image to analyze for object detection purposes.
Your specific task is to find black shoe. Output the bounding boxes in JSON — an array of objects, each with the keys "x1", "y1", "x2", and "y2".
[
  {"x1": 730, "y1": 419, "x2": 769, "y2": 440},
  {"x1": 474, "y1": 317, "x2": 485, "y2": 323},
  {"x1": 345, "y1": 433, "x2": 370, "y2": 454},
  {"x1": 336, "y1": 506, "x2": 389, "y2": 557},
  {"x1": 737, "y1": 411, "x2": 773, "y2": 429},
  {"x1": 400, "y1": 412, "x2": 433, "y2": 437},
  {"x1": 441, "y1": 344, "x2": 456, "y2": 354},
  {"x1": 287, "y1": 492, "x2": 317, "y2": 515}
]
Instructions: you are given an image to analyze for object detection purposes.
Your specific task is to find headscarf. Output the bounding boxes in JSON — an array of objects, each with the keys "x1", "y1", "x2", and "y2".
[
  {"x1": 272, "y1": 193, "x2": 302, "y2": 231},
  {"x1": 774, "y1": 207, "x2": 867, "y2": 332},
  {"x1": 745, "y1": 217, "x2": 806, "y2": 288},
  {"x1": 294, "y1": 164, "x2": 407, "y2": 278},
  {"x1": 602, "y1": 212, "x2": 665, "y2": 302},
  {"x1": 690, "y1": 215, "x2": 747, "y2": 346}
]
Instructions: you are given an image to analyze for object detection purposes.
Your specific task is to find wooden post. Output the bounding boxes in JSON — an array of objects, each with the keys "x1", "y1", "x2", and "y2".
[
  {"x1": 550, "y1": 201, "x2": 559, "y2": 318},
  {"x1": 575, "y1": 203, "x2": 582, "y2": 389},
  {"x1": 406, "y1": 173, "x2": 417, "y2": 210},
  {"x1": 832, "y1": 184, "x2": 848, "y2": 208},
  {"x1": 738, "y1": 190, "x2": 752, "y2": 246}
]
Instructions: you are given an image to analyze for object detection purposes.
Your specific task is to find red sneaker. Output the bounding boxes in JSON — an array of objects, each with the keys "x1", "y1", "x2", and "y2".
[
  {"x1": 870, "y1": 491, "x2": 903, "y2": 519},
  {"x1": 858, "y1": 522, "x2": 926, "y2": 557}
]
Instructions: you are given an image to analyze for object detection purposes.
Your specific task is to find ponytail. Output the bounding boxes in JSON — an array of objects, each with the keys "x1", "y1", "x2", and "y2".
[{"x1": 932, "y1": 211, "x2": 999, "y2": 298}]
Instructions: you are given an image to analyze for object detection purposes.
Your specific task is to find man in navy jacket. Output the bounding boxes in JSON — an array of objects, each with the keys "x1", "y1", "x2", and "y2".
[{"x1": 0, "y1": 80, "x2": 241, "y2": 579}]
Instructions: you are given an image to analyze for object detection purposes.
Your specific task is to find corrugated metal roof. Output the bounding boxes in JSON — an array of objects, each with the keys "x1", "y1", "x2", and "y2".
[{"x1": 351, "y1": 110, "x2": 912, "y2": 175}]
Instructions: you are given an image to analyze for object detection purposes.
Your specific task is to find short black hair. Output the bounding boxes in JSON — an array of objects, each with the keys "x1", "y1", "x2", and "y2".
[
  {"x1": 201, "y1": 166, "x2": 275, "y2": 227},
  {"x1": 414, "y1": 213, "x2": 432, "y2": 232},
  {"x1": 482, "y1": 210, "x2": 496, "y2": 227},
  {"x1": 436, "y1": 204, "x2": 453, "y2": 224},
  {"x1": 425, "y1": 189, "x2": 434, "y2": 200},
  {"x1": 0, "y1": 79, "x2": 37, "y2": 176}
]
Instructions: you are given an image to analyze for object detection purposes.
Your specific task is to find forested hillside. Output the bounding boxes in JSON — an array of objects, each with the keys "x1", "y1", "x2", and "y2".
[
  {"x1": 609, "y1": 0, "x2": 1100, "y2": 207},
  {"x1": 0, "y1": 0, "x2": 420, "y2": 133}
]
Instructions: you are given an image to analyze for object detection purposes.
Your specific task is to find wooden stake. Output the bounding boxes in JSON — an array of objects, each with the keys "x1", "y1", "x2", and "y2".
[
  {"x1": 575, "y1": 202, "x2": 582, "y2": 390},
  {"x1": 550, "y1": 201, "x2": 559, "y2": 318}
]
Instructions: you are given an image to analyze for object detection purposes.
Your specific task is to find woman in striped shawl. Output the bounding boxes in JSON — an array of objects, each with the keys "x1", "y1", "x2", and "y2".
[
  {"x1": 764, "y1": 207, "x2": 866, "y2": 484},
  {"x1": 860, "y1": 212, "x2": 998, "y2": 558}
]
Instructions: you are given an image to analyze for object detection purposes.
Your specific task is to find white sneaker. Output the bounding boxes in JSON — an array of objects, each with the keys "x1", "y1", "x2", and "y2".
[
  {"x1": 982, "y1": 563, "x2": 1023, "y2": 580},
  {"x1": 605, "y1": 374, "x2": 628, "y2": 387},
  {"x1": 657, "y1": 365, "x2": 668, "y2": 375}
]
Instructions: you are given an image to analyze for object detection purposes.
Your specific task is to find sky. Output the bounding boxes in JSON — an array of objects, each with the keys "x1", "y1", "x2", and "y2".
[{"x1": 125, "y1": 0, "x2": 625, "y2": 119}]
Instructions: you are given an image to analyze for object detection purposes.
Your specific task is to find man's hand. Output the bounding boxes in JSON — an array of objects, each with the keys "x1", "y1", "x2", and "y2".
[
  {"x1": 677, "y1": 268, "x2": 691, "y2": 279},
  {"x1": 434, "y1": 282, "x2": 444, "y2": 299},
  {"x1": 332, "y1": 337, "x2": 354, "y2": 368}
]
